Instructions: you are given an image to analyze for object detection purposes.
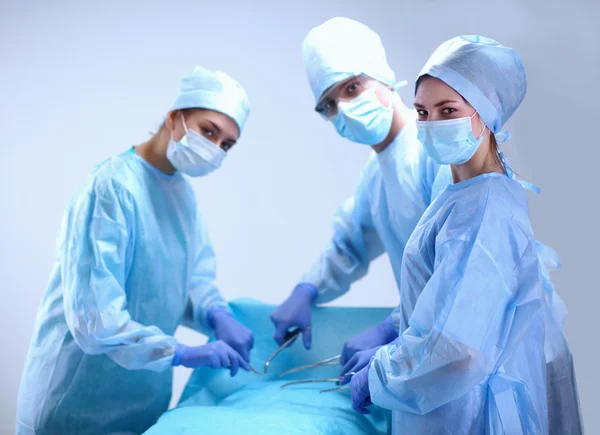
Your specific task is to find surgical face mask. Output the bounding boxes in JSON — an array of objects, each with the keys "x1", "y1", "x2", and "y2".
[
  {"x1": 166, "y1": 115, "x2": 226, "y2": 177},
  {"x1": 331, "y1": 89, "x2": 393, "y2": 146},
  {"x1": 416, "y1": 111, "x2": 486, "y2": 165}
]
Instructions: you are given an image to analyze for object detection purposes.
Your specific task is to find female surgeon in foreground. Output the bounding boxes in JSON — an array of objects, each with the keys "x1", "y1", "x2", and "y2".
[
  {"x1": 350, "y1": 36, "x2": 583, "y2": 434},
  {"x1": 16, "y1": 66, "x2": 255, "y2": 435}
]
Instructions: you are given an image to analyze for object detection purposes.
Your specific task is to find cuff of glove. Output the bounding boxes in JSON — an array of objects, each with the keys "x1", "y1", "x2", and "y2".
[
  {"x1": 293, "y1": 283, "x2": 319, "y2": 304},
  {"x1": 381, "y1": 317, "x2": 399, "y2": 341},
  {"x1": 206, "y1": 306, "x2": 232, "y2": 329},
  {"x1": 172, "y1": 344, "x2": 185, "y2": 367}
]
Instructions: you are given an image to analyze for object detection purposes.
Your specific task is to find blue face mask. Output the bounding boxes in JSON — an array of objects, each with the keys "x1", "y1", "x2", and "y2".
[
  {"x1": 416, "y1": 111, "x2": 486, "y2": 164},
  {"x1": 332, "y1": 89, "x2": 393, "y2": 146}
]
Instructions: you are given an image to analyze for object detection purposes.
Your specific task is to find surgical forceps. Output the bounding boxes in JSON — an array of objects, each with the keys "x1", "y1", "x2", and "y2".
[
  {"x1": 263, "y1": 327, "x2": 303, "y2": 373},
  {"x1": 279, "y1": 355, "x2": 341, "y2": 378},
  {"x1": 280, "y1": 373, "x2": 356, "y2": 393}
]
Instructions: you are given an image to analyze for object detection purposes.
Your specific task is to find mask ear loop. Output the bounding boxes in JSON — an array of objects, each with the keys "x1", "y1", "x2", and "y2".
[
  {"x1": 470, "y1": 111, "x2": 487, "y2": 139},
  {"x1": 367, "y1": 77, "x2": 397, "y2": 111},
  {"x1": 180, "y1": 113, "x2": 189, "y2": 134}
]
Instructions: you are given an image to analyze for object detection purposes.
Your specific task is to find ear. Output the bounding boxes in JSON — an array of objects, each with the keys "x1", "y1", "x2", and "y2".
[{"x1": 165, "y1": 110, "x2": 180, "y2": 132}]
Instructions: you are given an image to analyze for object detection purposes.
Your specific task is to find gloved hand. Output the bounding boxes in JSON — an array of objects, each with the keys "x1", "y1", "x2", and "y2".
[
  {"x1": 339, "y1": 346, "x2": 380, "y2": 385},
  {"x1": 208, "y1": 307, "x2": 254, "y2": 362},
  {"x1": 340, "y1": 317, "x2": 397, "y2": 364},
  {"x1": 172, "y1": 341, "x2": 250, "y2": 377},
  {"x1": 270, "y1": 283, "x2": 318, "y2": 350},
  {"x1": 350, "y1": 365, "x2": 372, "y2": 414}
]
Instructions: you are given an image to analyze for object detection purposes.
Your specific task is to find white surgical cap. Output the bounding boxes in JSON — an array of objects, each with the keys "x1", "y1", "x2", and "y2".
[
  {"x1": 302, "y1": 17, "x2": 396, "y2": 104},
  {"x1": 170, "y1": 66, "x2": 250, "y2": 133},
  {"x1": 417, "y1": 35, "x2": 527, "y2": 140}
]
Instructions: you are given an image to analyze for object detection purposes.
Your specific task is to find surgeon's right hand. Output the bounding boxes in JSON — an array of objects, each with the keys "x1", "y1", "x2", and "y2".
[
  {"x1": 270, "y1": 283, "x2": 318, "y2": 350},
  {"x1": 172, "y1": 341, "x2": 250, "y2": 377}
]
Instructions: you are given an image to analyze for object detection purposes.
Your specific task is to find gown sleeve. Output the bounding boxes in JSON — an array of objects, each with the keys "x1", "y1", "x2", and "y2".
[
  {"x1": 369, "y1": 214, "x2": 544, "y2": 414},
  {"x1": 62, "y1": 179, "x2": 177, "y2": 372}
]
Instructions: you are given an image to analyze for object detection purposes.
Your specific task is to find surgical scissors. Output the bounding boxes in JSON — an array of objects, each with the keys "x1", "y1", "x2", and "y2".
[
  {"x1": 263, "y1": 327, "x2": 303, "y2": 373},
  {"x1": 279, "y1": 355, "x2": 341, "y2": 377}
]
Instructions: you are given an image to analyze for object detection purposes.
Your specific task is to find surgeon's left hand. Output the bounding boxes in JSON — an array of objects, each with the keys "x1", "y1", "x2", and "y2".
[
  {"x1": 208, "y1": 308, "x2": 254, "y2": 362},
  {"x1": 350, "y1": 365, "x2": 372, "y2": 414},
  {"x1": 339, "y1": 346, "x2": 380, "y2": 385},
  {"x1": 341, "y1": 317, "x2": 397, "y2": 365}
]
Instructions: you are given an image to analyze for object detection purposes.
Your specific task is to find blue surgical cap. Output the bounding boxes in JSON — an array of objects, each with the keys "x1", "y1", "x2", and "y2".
[
  {"x1": 170, "y1": 66, "x2": 250, "y2": 133},
  {"x1": 417, "y1": 35, "x2": 527, "y2": 140},
  {"x1": 302, "y1": 17, "x2": 396, "y2": 104}
]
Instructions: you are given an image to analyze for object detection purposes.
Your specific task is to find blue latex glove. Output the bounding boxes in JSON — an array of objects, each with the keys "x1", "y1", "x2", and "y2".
[
  {"x1": 340, "y1": 317, "x2": 397, "y2": 364},
  {"x1": 339, "y1": 346, "x2": 380, "y2": 385},
  {"x1": 350, "y1": 365, "x2": 372, "y2": 414},
  {"x1": 270, "y1": 283, "x2": 318, "y2": 349},
  {"x1": 208, "y1": 308, "x2": 254, "y2": 362},
  {"x1": 172, "y1": 341, "x2": 250, "y2": 376}
]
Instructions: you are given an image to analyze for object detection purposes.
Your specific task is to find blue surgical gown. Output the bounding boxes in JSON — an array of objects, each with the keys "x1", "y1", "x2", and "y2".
[
  {"x1": 369, "y1": 173, "x2": 581, "y2": 434},
  {"x1": 301, "y1": 121, "x2": 451, "y2": 303},
  {"x1": 16, "y1": 148, "x2": 229, "y2": 435}
]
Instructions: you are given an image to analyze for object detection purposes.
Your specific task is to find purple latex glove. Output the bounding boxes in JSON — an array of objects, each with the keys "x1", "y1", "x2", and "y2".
[
  {"x1": 270, "y1": 283, "x2": 318, "y2": 350},
  {"x1": 172, "y1": 341, "x2": 250, "y2": 376},
  {"x1": 207, "y1": 308, "x2": 254, "y2": 362},
  {"x1": 339, "y1": 346, "x2": 381, "y2": 385},
  {"x1": 350, "y1": 365, "x2": 372, "y2": 414},
  {"x1": 340, "y1": 317, "x2": 397, "y2": 364}
]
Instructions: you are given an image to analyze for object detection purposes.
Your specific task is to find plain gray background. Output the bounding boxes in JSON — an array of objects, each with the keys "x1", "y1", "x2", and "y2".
[{"x1": 1, "y1": 0, "x2": 598, "y2": 433}]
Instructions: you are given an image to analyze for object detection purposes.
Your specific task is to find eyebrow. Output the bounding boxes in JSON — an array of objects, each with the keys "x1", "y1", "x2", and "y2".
[
  {"x1": 413, "y1": 99, "x2": 460, "y2": 109},
  {"x1": 434, "y1": 99, "x2": 459, "y2": 107}
]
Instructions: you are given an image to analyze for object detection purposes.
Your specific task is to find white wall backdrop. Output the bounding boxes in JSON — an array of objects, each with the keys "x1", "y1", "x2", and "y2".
[{"x1": 1, "y1": 0, "x2": 598, "y2": 433}]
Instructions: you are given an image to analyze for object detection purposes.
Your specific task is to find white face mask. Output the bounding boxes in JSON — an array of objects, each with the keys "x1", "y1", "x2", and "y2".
[{"x1": 166, "y1": 115, "x2": 226, "y2": 177}]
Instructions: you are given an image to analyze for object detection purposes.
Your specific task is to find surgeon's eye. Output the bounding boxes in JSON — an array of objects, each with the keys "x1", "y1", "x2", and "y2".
[
  {"x1": 347, "y1": 82, "x2": 359, "y2": 94},
  {"x1": 322, "y1": 100, "x2": 338, "y2": 116},
  {"x1": 202, "y1": 128, "x2": 214, "y2": 137},
  {"x1": 442, "y1": 108, "x2": 457, "y2": 115},
  {"x1": 324, "y1": 100, "x2": 336, "y2": 109},
  {"x1": 416, "y1": 109, "x2": 428, "y2": 121},
  {"x1": 221, "y1": 142, "x2": 235, "y2": 151}
]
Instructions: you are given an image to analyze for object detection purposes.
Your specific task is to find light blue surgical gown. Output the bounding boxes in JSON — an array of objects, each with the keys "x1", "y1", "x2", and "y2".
[
  {"x1": 16, "y1": 148, "x2": 229, "y2": 435},
  {"x1": 369, "y1": 173, "x2": 582, "y2": 434},
  {"x1": 301, "y1": 121, "x2": 451, "y2": 303}
]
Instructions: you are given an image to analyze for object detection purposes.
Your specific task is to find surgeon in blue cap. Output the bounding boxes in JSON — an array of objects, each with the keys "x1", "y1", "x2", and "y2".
[
  {"x1": 271, "y1": 17, "x2": 452, "y2": 376},
  {"x1": 16, "y1": 66, "x2": 254, "y2": 434},
  {"x1": 350, "y1": 36, "x2": 583, "y2": 434}
]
